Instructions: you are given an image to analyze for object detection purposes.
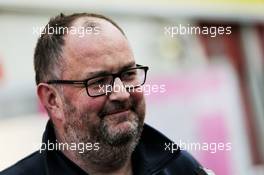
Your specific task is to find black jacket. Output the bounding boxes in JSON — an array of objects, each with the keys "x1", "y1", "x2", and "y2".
[{"x1": 1, "y1": 120, "x2": 208, "y2": 175}]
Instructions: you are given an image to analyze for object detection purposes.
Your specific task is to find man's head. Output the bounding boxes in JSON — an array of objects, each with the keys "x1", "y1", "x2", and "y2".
[{"x1": 35, "y1": 13, "x2": 147, "y2": 169}]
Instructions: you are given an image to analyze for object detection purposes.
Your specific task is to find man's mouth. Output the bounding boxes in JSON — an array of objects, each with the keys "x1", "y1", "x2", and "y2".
[
  {"x1": 105, "y1": 109, "x2": 130, "y2": 116},
  {"x1": 99, "y1": 102, "x2": 134, "y2": 119}
]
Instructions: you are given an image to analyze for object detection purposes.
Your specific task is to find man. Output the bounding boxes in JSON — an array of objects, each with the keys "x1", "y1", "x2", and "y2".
[{"x1": 1, "y1": 13, "x2": 209, "y2": 175}]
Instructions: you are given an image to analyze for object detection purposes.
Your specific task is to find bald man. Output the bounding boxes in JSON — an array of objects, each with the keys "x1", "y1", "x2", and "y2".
[{"x1": 1, "y1": 13, "x2": 209, "y2": 175}]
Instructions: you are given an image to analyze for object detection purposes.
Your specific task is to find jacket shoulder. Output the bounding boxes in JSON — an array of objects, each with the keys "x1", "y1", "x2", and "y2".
[
  {"x1": 0, "y1": 151, "x2": 46, "y2": 175},
  {"x1": 160, "y1": 150, "x2": 203, "y2": 175}
]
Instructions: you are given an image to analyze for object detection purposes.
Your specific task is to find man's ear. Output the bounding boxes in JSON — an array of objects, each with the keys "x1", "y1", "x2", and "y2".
[{"x1": 37, "y1": 83, "x2": 64, "y2": 121}]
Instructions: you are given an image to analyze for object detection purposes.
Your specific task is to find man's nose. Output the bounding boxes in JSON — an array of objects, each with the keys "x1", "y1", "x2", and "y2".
[{"x1": 109, "y1": 77, "x2": 130, "y2": 101}]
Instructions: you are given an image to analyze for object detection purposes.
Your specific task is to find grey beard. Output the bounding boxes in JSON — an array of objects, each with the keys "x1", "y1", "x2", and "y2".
[
  {"x1": 64, "y1": 120, "x2": 143, "y2": 172},
  {"x1": 99, "y1": 116, "x2": 140, "y2": 146},
  {"x1": 79, "y1": 135, "x2": 140, "y2": 170},
  {"x1": 61, "y1": 97, "x2": 145, "y2": 171}
]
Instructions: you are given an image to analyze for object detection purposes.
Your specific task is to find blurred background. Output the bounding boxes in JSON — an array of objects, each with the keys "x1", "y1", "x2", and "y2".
[{"x1": 0, "y1": 0, "x2": 264, "y2": 174}]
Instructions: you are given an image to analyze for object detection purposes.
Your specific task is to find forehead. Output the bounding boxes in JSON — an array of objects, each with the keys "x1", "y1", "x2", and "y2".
[{"x1": 61, "y1": 17, "x2": 135, "y2": 79}]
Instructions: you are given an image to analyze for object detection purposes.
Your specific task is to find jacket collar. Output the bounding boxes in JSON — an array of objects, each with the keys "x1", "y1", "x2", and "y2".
[
  {"x1": 42, "y1": 120, "x2": 180, "y2": 175},
  {"x1": 134, "y1": 124, "x2": 180, "y2": 174}
]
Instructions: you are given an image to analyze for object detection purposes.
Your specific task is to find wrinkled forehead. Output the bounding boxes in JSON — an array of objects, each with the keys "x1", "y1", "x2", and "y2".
[{"x1": 61, "y1": 17, "x2": 134, "y2": 79}]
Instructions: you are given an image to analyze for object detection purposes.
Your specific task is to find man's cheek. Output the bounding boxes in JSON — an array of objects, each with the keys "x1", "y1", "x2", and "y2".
[
  {"x1": 130, "y1": 89, "x2": 145, "y2": 101},
  {"x1": 130, "y1": 91, "x2": 145, "y2": 116},
  {"x1": 82, "y1": 96, "x2": 107, "y2": 115}
]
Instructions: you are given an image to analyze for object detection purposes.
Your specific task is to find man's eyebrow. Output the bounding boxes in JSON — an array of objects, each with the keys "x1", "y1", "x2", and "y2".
[
  {"x1": 83, "y1": 70, "x2": 110, "y2": 79},
  {"x1": 83, "y1": 62, "x2": 136, "y2": 79},
  {"x1": 119, "y1": 62, "x2": 136, "y2": 71}
]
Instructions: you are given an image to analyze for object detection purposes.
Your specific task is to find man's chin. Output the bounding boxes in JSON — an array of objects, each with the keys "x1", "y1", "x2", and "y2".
[
  {"x1": 111, "y1": 120, "x2": 137, "y2": 133},
  {"x1": 100, "y1": 120, "x2": 139, "y2": 146}
]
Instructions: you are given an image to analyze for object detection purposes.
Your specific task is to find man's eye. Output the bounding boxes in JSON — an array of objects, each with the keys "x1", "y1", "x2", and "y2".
[
  {"x1": 122, "y1": 70, "x2": 137, "y2": 80},
  {"x1": 88, "y1": 77, "x2": 110, "y2": 86}
]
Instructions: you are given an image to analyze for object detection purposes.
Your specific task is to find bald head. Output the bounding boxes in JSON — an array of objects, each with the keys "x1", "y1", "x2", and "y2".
[
  {"x1": 61, "y1": 16, "x2": 134, "y2": 82},
  {"x1": 64, "y1": 17, "x2": 129, "y2": 59},
  {"x1": 34, "y1": 13, "x2": 126, "y2": 85}
]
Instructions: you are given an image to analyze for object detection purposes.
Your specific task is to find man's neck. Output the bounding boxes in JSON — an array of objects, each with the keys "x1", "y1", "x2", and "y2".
[
  {"x1": 62, "y1": 148, "x2": 133, "y2": 175},
  {"x1": 54, "y1": 127, "x2": 136, "y2": 175},
  {"x1": 85, "y1": 158, "x2": 133, "y2": 175}
]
